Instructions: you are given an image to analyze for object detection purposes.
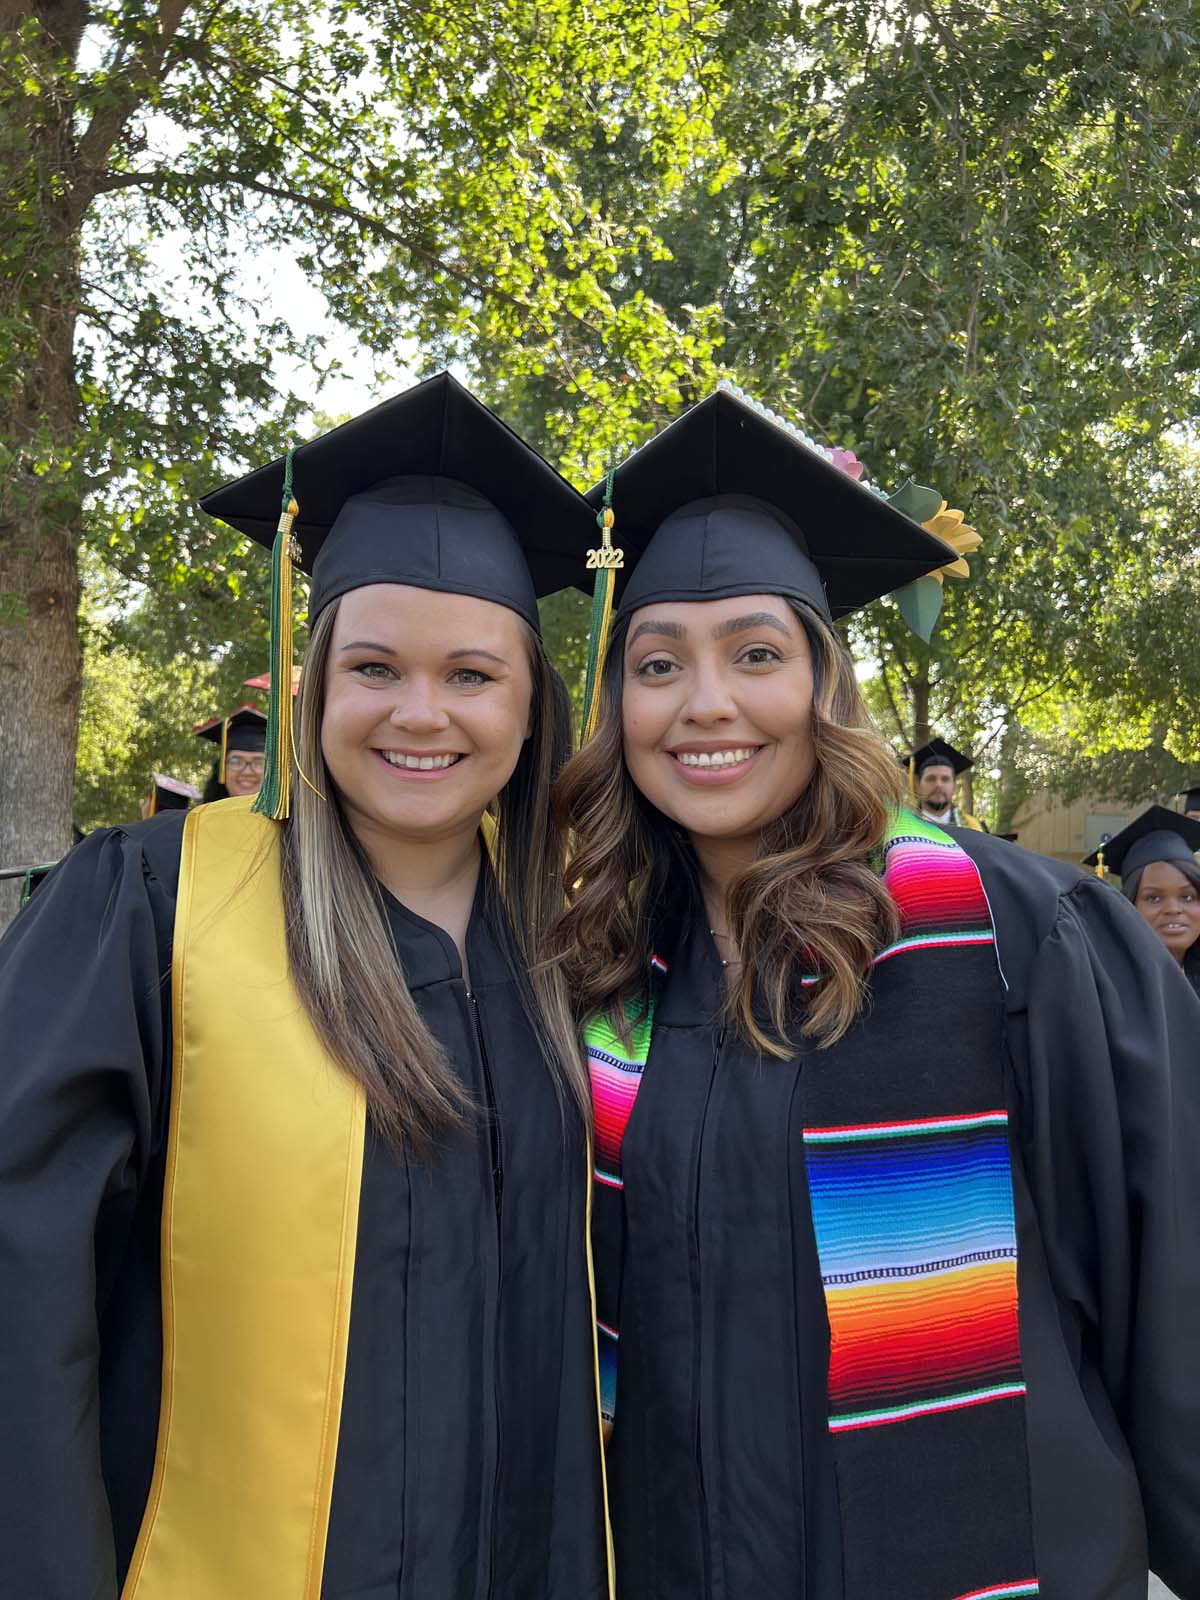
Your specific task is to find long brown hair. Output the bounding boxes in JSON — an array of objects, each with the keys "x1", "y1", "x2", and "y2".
[
  {"x1": 548, "y1": 601, "x2": 904, "y2": 1055},
  {"x1": 281, "y1": 598, "x2": 586, "y2": 1150}
]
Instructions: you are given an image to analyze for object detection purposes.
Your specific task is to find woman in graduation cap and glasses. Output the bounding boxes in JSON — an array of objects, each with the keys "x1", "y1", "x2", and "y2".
[
  {"x1": 548, "y1": 387, "x2": 1200, "y2": 1600},
  {"x1": 0, "y1": 375, "x2": 612, "y2": 1600},
  {"x1": 194, "y1": 703, "x2": 268, "y2": 801},
  {"x1": 1086, "y1": 805, "x2": 1200, "y2": 998}
]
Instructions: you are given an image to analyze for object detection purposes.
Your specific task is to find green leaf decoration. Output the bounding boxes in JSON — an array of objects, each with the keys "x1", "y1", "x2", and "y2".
[
  {"x1": 886, "y1": 479, "x2": 943, "y2": 524},
  {"x1": 894, "y1": 576, "x2": 944, "y2": 642}
]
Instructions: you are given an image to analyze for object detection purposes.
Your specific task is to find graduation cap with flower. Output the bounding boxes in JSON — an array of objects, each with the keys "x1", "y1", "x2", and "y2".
[{"x1": 577, "y1": 382, "x2": 982, "y2": 739}]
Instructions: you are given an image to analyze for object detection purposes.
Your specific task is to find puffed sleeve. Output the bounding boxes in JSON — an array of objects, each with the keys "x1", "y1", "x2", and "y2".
[
  {"x1": 1013, "y1": 875, "x2": 1200, "y2": 1594},
  {"x1": 0, "y1": 824, "x2": 177, "y2": 1598}
]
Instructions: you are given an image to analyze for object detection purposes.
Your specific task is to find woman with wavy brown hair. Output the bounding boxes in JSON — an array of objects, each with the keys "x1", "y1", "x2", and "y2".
[{"x1": 549, "y1": 388, "x2": 1200, "y2": 1600}]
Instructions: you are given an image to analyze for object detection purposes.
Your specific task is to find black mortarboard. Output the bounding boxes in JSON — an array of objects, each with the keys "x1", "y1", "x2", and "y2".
[
  {"x1": 194, "y1": 704, "x2": 267, "y2": 751},
  {"x1": 1177, "y1": 782, "x2": 1200, "y2": 814},
  {"x1": 200, "y1": 371, "x2": 592, "y2": 632},
  {"x1": 904, "y1": 738, "x2": 974, "y2": 777},
  {"x1": 200, "y1": 372, "x2": 593, "y2": 817},
  {"x1": 194, "y1": 704, "x2": 267, "y2": 784},
  {"x1": 583, "y1": 386, "x2": 956, "y2": 627},
  {"x1": 148, "y1": 773, "x2": 200, "y2": 816},
  {"x1": 1082, "y1": 805, "x2": 1200, "y2": 877}
]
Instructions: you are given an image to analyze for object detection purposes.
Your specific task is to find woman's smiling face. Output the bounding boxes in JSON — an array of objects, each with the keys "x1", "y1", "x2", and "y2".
[
  {"x1": 321, "y1": 583, "x2": 533, "y2": 850},
  {"x1": 1134, "y1": 859, "x2": 1200, "y2": 963},
  {"x1": 621, "y1": 593, "x2": 817, "y2": 845}
]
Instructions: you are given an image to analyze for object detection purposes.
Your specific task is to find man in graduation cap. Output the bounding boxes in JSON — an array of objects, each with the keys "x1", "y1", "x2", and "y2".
[
  {"x1": 193, "y1": 703, "x2": 267, "y2": 802},
  {"x1": 1178, "y1": 782, "x2": 1200, "y2": 822},
  {"x1": 904, "y1": 736, "x2": 986, "y2": 830},
  {"x1": 0, "y1": 373, "x2": 612, "y2": 1600}
]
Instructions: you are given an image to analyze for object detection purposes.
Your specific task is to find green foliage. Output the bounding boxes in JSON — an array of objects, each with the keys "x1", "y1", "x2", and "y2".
[
  {"x1": 5, "y1": 0, "x2": 1200, "y2": 835},
  {"x1": 481, "y1": 0, "x2": 1200, "y2": 806}
]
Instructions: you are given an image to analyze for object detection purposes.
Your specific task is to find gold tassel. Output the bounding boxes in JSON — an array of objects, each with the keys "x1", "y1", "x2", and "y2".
[
  {"x1": 219, "y1": 716, "x2": 230, "y2": 787},
  {"x1": 253, "y1": 483, "x2": 299, "y2": 821},
  {"x1": 581, "y1": 489, "x2": 622, "y2": 746}
]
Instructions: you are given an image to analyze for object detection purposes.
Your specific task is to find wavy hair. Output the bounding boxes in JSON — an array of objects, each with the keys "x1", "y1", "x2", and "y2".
[
  {"x1": 548, "y1": 601, "x2": 904, "y2": 1055},
  {"x1": 281, "y1": 599, "x2": 585, "y2": 1151}
]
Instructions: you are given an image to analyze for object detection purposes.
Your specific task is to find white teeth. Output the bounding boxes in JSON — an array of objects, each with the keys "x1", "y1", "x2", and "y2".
[
  {"x1": 380, "y1": 751, "x2": 460, "y2": 770},
  {"x1": 675, "y1": 746, "x2": 757, "y2": 769}
]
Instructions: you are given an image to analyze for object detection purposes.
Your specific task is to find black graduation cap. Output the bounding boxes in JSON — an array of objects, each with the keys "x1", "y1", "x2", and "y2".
[
  {"x1": 147, "y1": 773, "x2": 200, "y2": 816},
  {"x1": 903, "y1": 738, "x2": 974, "y2": 777},
  {"x1": 193, "y1": 704, "x2": 267, "y2": 785},
  {"x1": 997, "y1": 832, "x2": 1019, "y2": 844},
  {"x1": 194, "y1": 704, "x2": 267, "y2": 751},
  {"x1": 201, "y1": 371, "x2": 593, "y2": 632},
  {"x1": 1082, "y1": 805, "x2": 1200, "y2": 877},
  {"x1": 201, "y1": 372, "x2": 594, "y2": 818},
  {"x1": 582, "y1": 386, "x2": 957, "y2": 626},
  {"x1": 1177, "y1": 782, "x2": 1200, "y2": 814}
]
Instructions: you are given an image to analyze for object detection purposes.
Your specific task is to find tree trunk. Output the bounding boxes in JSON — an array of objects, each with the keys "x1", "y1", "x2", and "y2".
[
  {"x1": 959, "y1": 766, "x2": 976, "y2": 819},
  {"x1": 910, "y1": 665, "x2": 931, "y2": 747},
  {"x1": 0, "y1": 3, "x2": 87, "y2": 926},
  {"x1": 0, "y1": 494, "x2": 81, "y2": 926}
]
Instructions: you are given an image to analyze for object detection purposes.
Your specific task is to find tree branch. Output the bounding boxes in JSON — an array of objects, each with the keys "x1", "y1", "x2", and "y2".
[
  {"x1": 70, "y1": 0, "x2": 195, "y2": 217},
  {"x1": 92, "y1": 165, "x2": 607, "y2": 339}
]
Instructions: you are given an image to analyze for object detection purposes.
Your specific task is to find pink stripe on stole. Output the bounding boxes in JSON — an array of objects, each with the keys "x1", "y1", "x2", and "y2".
[
  {"x1": 885, "y1": 844, "x2": 990, "y2": 924},
  {"x1": 589, "y1": 1054, "x2": 641, "y2": 1166}
]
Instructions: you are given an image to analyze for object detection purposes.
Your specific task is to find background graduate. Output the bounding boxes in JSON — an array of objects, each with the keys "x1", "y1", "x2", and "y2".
[
  {"x1": 549, "y1": 387, "x2": 1200, "y2": 1600},
  {"x1": 902, "y1": 735, "x2": 986, "y2": 830},
  {"x1": 194, "y1": 702, "x2": 267, "y2": 802},
  {"x1": 0, "y1": 374, "x2": 610, "y2": 1600},
  {"x1": 137, "y1": 770, "x2": 200, "y2": 818},
  {"x1": 1085, "y1": 805, "x2": 1200, "y2": 998}
]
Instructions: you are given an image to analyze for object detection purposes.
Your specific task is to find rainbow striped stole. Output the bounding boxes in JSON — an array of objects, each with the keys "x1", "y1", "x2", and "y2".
[
  {"x1": 804, "y1": 1109, "x2": 1024, "y2": 1433},
  {"x1": 584, "y1": 811, "x2": 1039, "y2": 1597}
]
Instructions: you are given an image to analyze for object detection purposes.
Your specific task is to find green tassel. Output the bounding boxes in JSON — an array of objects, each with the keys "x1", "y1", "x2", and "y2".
[{"x1": 252, "y1": 450, "x2": 297, "y2": 820}]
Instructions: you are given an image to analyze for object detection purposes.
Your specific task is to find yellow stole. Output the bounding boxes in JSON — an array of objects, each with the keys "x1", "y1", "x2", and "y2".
[{"x1": 122, "y1": 798, "x2": 366, "y2": 1599}]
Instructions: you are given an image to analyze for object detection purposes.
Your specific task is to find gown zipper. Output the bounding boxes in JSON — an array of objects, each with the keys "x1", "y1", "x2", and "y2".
[
  {"x1": 692, "y1": 1023, "x2": 724, "y2": 1597},
  {"x1": 469, "y1": 989, "x2": 504, "y2": 1599}
]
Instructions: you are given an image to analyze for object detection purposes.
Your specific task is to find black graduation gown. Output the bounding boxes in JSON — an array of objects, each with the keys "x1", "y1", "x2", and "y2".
[
  {"x1": 0, "y1": 813, "x2": 607, "y2": 1600},
  {"x1": 602, "y1": 831, "x2": 1200, "y2": 1600}
]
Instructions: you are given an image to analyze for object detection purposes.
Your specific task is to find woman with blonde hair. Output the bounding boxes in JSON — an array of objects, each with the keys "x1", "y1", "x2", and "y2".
[
  {"x1": 550, "y1": 388, "x2": 1200, "y2": 1600},
  {"x1": 0, "y1": 375, "x2": 610, "y2": 1600}
]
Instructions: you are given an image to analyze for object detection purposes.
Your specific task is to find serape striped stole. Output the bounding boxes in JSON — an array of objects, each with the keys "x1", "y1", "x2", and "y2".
[{"x1": 583, "y1": 810, "x2": 1039, "y2": 1600}]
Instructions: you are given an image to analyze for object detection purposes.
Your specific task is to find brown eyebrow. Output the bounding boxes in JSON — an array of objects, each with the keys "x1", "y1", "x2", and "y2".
[
  {"x1": 340, "y1": 639, "x2": 397, "y2": 655},
  {"x1": 712, "y1": 611, "x2": 794, "y2": 640},
  {"x1": 446, "y1": 648, "x2": 508, "y2": 667},
  {"x1": 627, "y1": 618, "x2": 686, "y2": 648},
  {"x1": 339, "y1": 641, "x2": 509, "y2": 667}
]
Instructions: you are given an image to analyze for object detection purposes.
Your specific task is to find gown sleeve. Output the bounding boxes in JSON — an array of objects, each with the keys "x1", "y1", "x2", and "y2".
[
  {"x1": 1006, "y1": 871, "x2": 1200, "y2": 1594},
  {"x1": 0, "y1": 825, "x2": 176, "y2": 1599}
]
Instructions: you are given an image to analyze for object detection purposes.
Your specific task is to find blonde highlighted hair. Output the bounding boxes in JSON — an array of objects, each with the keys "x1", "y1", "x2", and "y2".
[
  {"x1": 281, "y1": 599, "x2": 587, "y2": 1150},
  {"x1": 548, "y1": 602, "x2": 904, "y2": 1055}
]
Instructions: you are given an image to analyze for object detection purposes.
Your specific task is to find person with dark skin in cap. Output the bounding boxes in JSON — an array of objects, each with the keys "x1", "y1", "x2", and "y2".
[
  {"x1": 194, "y1": 703, "x2": 267, "y2": 802},
  {"x1": 548, "y1": 385, "x2": 1200, "y2": 1600},
  {"x1": 1085, "y1": 805, "x2": 1200, "y2": 998},
  {"x1": 0, "y1": 375, "x2": 610, "y2": 1600}
]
